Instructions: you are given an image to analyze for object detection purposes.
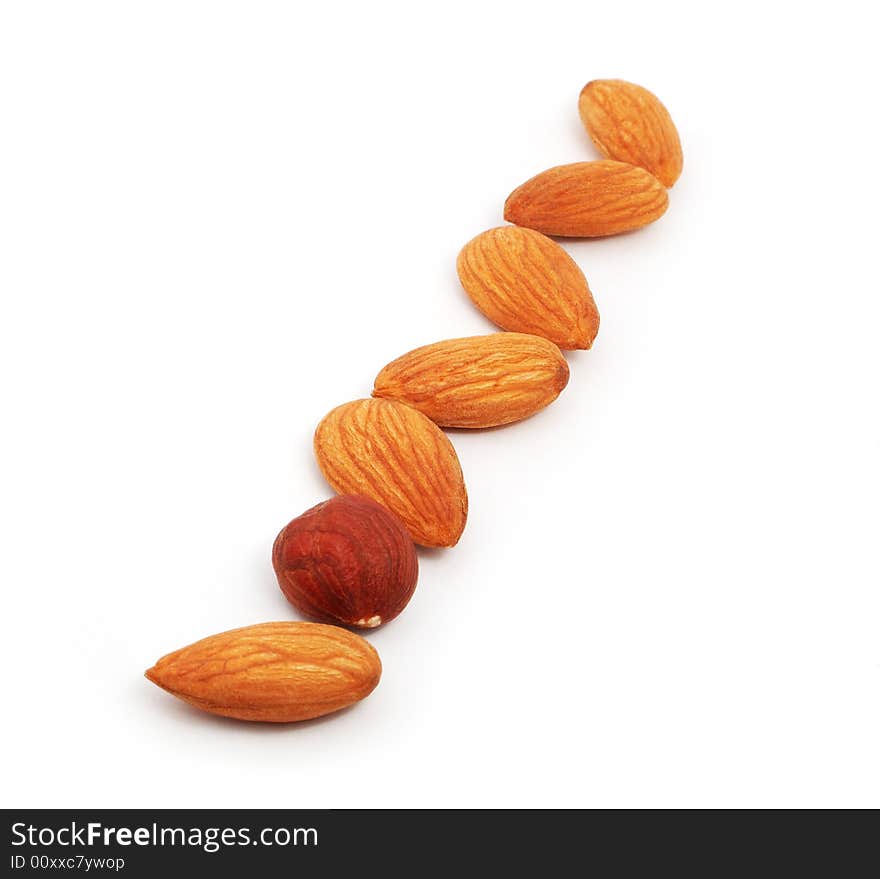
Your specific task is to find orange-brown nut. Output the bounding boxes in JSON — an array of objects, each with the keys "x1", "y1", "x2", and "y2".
[
  {"x1": 373, "y1": 333, "x2": 569, "y2": 428},
  {"x1": 578, "y1": 79, "x2": 683, "y2": 188},
  {"x1": 456, "y1": 226, "x2": 599, "y2": 349},
  {"x1": 314, "y1": 398, "x2": 468, "y2": 547},
  {"x1": 504, "y1": 160, "x2": 668, "y2": 237},
  {"x1": 145, "y1": 622, "x2": 381, "y2": 722}
]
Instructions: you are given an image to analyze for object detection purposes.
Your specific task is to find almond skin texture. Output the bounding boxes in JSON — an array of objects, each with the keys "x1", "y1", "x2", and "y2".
[
  {"x1": 456, "y1": 226, "x2": 599, "y2": 349},
  {"x1": 145, "y1": 622, "x2": 381, "y2": 723},
  {"x1": 373, "y1": 333, "x2": 569, "y2": 428},
  {"x1": 503, "y1": 160, "x2": 668, "y2": 237},
  {"x1": 272, "y1": 495, "x2": 418, "y2": 628},
  {"x1": 578, "y1": 79, "x2": 683, "y2": 188},
  {"x1": 314, "y1": 398, "x2": 468, "y2": 547}
]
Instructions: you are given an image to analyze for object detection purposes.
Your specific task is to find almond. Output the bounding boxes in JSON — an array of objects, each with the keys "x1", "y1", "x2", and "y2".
[
  {"x1": 503, "y1": 160, "x2": 668, "y2": 237},
  {"x1": 373, "y1": 333, "x2": 569, "y2": 428},
  {"x1": 578, "y1": 79, "x2": 683, "y2": 188},
  {"x1": 456, "y1": 226, "x2": 599, "y2": 349},
  {"x1": 314, "y1": 398, "x2": 468, "y2": 547},
  {"x1": 273, "y1": 494, "x2": 418, "y2": 628},
  {"x1": 145, "y1": 622, "x2": 381, "y2": 722}
]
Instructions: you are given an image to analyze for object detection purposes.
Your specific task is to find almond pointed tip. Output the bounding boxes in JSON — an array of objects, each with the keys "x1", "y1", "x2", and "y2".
[
  {"x1": 565, "y1": 328, "x2": 593, "y2": 350},
  {"x1": 443, "y1": 530, "x2": 464, "y2": 548},
  {"x1": 419, "y1": 531, "x2": 459, "y2": 549}
]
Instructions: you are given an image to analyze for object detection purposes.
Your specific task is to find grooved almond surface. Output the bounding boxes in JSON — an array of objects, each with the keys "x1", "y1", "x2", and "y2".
[
  {"x1": 456, "y1": 226, "x2": 599, "y2": 349},
  {"x1": 314, "y1": 398, "x2": 468, "y2": 547},
  {"x1": 578, "y1": 79, "x2": 683, "y2": 188},
  {"x1": 504, "y1": 160, "x2": 668, "y2": 237},
  {"x1": 373, "y1": 333, "x2": 569, "y2": 428},
  {"x1": 145, "y1": 622, "x2": 381, "y2": 723}
]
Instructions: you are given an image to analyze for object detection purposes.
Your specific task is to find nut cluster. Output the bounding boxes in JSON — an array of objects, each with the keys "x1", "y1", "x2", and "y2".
[{"x1": 145, "y1": 78, "x2": 683, "y2": 722}]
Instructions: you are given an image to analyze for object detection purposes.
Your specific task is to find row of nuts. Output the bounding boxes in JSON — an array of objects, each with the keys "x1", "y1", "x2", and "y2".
[{"x1": 146, "y1": 79, "x2": 682, "y2": 723}]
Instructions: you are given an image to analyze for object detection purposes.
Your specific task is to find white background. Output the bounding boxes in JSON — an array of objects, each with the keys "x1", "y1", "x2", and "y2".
[{"x1": 1, "y1": 1, "x2": 878, "y2": 809}]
